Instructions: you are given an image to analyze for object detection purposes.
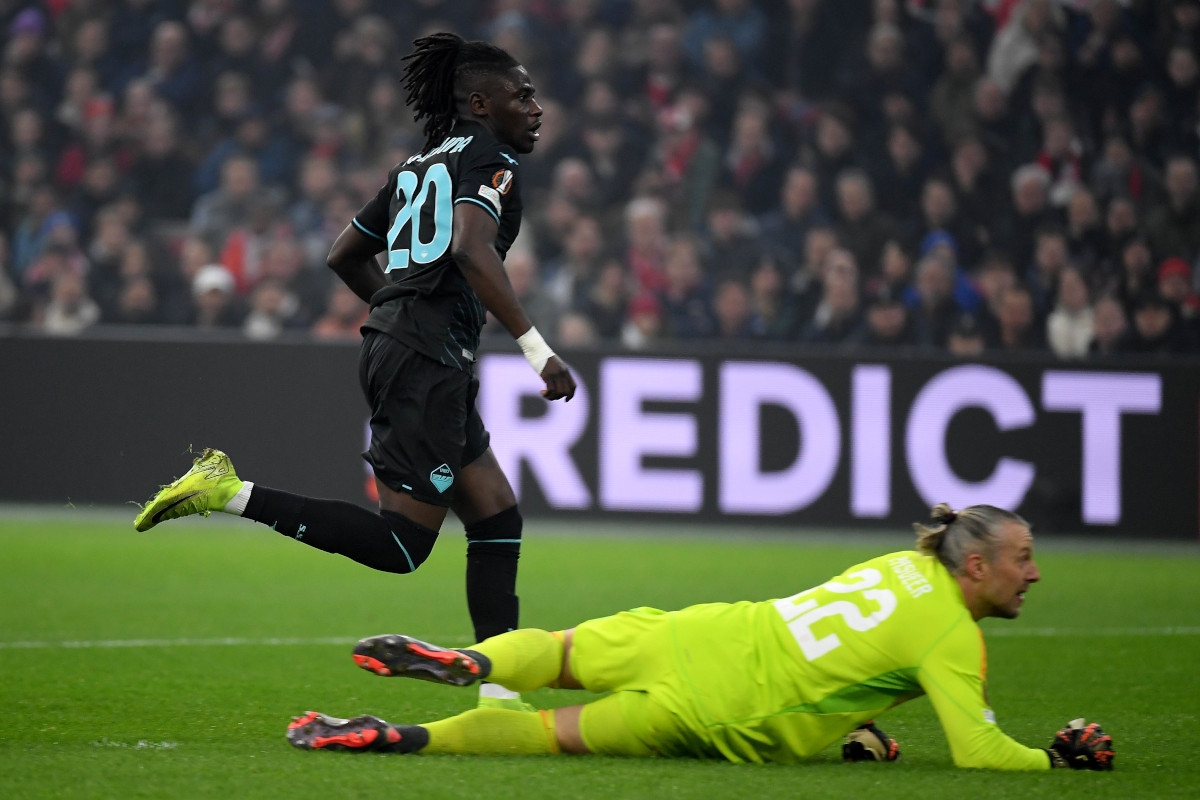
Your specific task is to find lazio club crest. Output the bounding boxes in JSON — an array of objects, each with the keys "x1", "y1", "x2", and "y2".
[{"x1": 430, "y1": 463, "x2": 454, "y2": 493}]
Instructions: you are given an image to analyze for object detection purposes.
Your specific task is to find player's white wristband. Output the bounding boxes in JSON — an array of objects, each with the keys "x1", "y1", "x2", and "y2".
[{"x1": 516, "y1": 326, "x2": 555, "y2": 374}]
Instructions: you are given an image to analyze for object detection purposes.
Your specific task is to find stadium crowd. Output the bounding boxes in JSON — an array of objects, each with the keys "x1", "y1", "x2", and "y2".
[{"x1": 2, "y1": 0, "x2": 1199, "y2": 359}]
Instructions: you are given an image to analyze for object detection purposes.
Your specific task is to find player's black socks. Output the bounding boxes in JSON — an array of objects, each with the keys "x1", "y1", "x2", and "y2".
[
  {"x1": 464, "y1": 505, "x2": 522, "y2": 642},
  {"x1": 242, "y1": 486, "x2": 438, "y2": 574}
]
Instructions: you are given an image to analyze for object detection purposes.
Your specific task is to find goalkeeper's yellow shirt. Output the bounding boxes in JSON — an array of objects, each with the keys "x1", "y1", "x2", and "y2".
[{"x1": 652, "y1": 550, "x2": 1051, "y2": 768}]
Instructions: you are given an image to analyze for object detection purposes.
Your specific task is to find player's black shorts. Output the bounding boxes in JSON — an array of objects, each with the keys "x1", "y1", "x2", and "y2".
[{"x1": 358, "y1": 330, "x2": 490, "y2": 507}]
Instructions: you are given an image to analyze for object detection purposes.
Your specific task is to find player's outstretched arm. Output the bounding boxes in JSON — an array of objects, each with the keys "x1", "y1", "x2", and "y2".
[
  {"x1": 327, "y1": 223, "x2": 388, "y2": 304},
  {"x1": 1046, "y1": 718, "x2": 1115, "y2": 771},
  {"x1": 451, "y1": 203, "x2": 576, "y2": 401}
]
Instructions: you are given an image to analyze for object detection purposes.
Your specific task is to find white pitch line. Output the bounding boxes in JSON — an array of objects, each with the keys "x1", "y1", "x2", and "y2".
[
  {"x1": 985, "y1": 626, "x2": 1200, "y2": 637},
  {"x1": 1, "y1": 627, "x2": 1198, "y2": 650},
  {"x1": 0, "y1": 635, "x2": 464, "y2": 650}
]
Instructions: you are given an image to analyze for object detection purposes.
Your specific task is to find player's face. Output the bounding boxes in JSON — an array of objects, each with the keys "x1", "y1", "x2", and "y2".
[
  {"x1": 981, "y1": 522, "x2": 1040, "y2": 619},
  {"x1": 486, "y1": 66, "x2": 542, "y2": 154}
]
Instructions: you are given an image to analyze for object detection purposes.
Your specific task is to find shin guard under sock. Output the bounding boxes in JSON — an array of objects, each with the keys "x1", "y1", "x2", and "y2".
[
  {"x1": 469, "y1": 628, "x2": 563, "y2": 693},
  {"x1": 242, "y1": 486, "x2": 437, "y2": 574},
  {"x1": 465, "y1": 505, "x2": 522, "y2": 642},
  {"x1": 421, "y1": 708, "x2": 559, "y2": 755}
]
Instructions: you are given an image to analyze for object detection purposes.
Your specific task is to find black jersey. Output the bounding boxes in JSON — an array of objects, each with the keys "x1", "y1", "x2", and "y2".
[{"x1": 354, "y1": 120, "x2": 524, "y2": 371}]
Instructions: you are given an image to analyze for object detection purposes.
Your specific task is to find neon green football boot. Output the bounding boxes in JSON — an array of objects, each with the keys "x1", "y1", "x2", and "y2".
[{"x1": 134, "y1": 448, "x2": 244, "y2": 532}]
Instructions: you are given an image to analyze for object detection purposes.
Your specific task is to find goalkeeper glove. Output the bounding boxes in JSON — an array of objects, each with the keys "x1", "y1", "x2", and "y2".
[
  {"x1": 843, "y1": 720, "x2": 900, "y2": 762},
  {"x1": 1046, "y1": 718, "x2": 1115, "y2": 771}
]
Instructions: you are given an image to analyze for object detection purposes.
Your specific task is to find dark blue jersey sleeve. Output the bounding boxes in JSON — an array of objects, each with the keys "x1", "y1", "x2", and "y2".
[
  {"x1": 352, "y1": 178, "x2": 394, "y2": 242},
  {"x1": 454, "y1": 143, "x2": 521, "y2": 226}
]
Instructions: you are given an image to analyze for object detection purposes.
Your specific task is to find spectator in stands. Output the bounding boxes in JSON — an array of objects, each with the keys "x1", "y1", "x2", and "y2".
[
  {"x1": 130, "y1": 110, "x2": 195, "y2": 223},
  {"x1": 989, "y1": 284, "x2": 1047, "y2": 352},
  {"x1": 746, "y1": 254, "x2": 791, "y2": 340},
  {"x1": 243, "y1": 277, "x2": 307, "y2": 340},
  {"x1": 712, "y1": 278, "x2": 761, "y2": 340},
  {"x1": 916, "y1": 177, "x2": 978, "y2": 267},
  {"x1": 723, "y1": 101, "x2": 786, "y2": 216},
  {"x1": 312, "y1": 282, "x2": 367, "y2": 342},
  {"x1": 648, "y1": 95, "x2": 721, "y2": 232},
  {"x1": 1089, "y1": 295, "x2": 1128, "y2": 359},
  {"x1": 843, "y1": 21, "x2": 927, "y2": 143},
  {"x1": 806, "y1": 104, "x2": 860, "y2": 215},
  {"x1": 580, "y1": 117, "x2": 642, "y2": 212},
  {"x1": 190, "y1": 154, "x2": 283, "y2": 257},
  {"x1": 930, "y1": 34, "x2": 982, "y2": 146},
  {"x1": 141, "y1": 21, "x2": 204, "y2": 125},
  {"x1": 987, "y1": 0, "x2": 1064, "y2": 95},
  {"x1": 1034, "y1": 116, "x2": 1085, "y2": 209},
  {"x1": 39, "y1": 270, "x2": 101, "y2": 336},
  {"x1": 580, "y1": 258, "x2": 633, "y2": 341},
  {"x1": 66, "y1": 17, "x2": 126, "y2": 97},
  {"x1": 852, "y1": 282, "x2": 915, "y2": 349},
  {"x1": 1026, "y1": 227, "x2": 1070, "y2": 312},
  {"x1": 482, "y1": 250, "x2": 559, "y2": 344},
  {"x1": 1156, "y1": 257, "x2": 1200, "y2": 320},
  {"x1": 622, "y1": 291, "x2": 665, "y2": 350},
  {"x1": 1117, "y1": 288, "x2": 1196, "y2": 355},
  {"x1": 1145, "y1": 155, "x2": 1200, "y2": 262},
  {"x1": 197, "y1": 70, "x2": 256, "y2": 153},
  {"x1": 188, "y1": 263, "x2": 242, "y2": 329},
  {"x1": 109, "y1": 274, "x2": 162, "y2": 325},
  {"x1": 204, "y1": 15, "x2": 270, "y2": 99},
  {"x1": 783, "y1": 224, "x2": 838, "y2": 335},
  {"x1": 873, "y1": 123, "x2": 929, "y2": 237},
  {"x1": 758, "y1": 166, "x2": 829, "y2": 275},
  {"x1": 1127, "y1": 84, "x2": 1171, "y2": 170},
  {"x1": 1046, "y1": 265, "x2": 1093, "y2": 360},
  {"x1": 946, "y1": 311, "x2": 986, "y2": 358},
  {"x1": 1090, "y1": 133, "x2": 1161, "y2": 209},
  {"x1": 0, "y1": 0, "x2": 1197, "y2": 362},
  {"x1": 322, "y1": 14, "x2": 398, "y2": 111},
  {"x1": 12, "y1": 185, "x2": 76, "y2": 283},
  {"x1": 1164, "y1": 43, "x2": 1200, "y2": 132},
  {"x1": 799, "y1": 248, "x2": 861, "y2": 346},
  {"x1": 1097, "y1": 195, "x2": 1140, "y2": 277},
  {"x1": 0, "y1": 231, "x2": 16, "y2": 319},
  {"x1": 1115, "y1": 236, "x2": 1157, "y2": 315},
  {"x1": 907, "y1": 253, "x2": 961, "y2": 350},
  {"x1": 556, "y1": 311, "x2": 600, "y2": 348},
  {"x1": 970, "y1": 76, "x2": 1017, "y2": 170},
  {"x1": 947, "y1": 135, "x2": 1002, "y2": 250},
  {"x1": 683, "y1": 0, "x2": 769, "y2": 76},
  {"x1": 995, "y1": 163, "x2": 1060, "y2": 272},
  {"x1": 659, "y1": 235, "x2": 715, "y2": 339},
  {"x1": 624, "y1": 197, "x2": 671, "y2": 295},
  {"x1": 5, "y1": 7, "x2": 62, "y2": 114},
  {"x1": 194, "y1": 102, "x2": 297, "y2": 198},
  {"x1": 545, "y1": 215, "x2": 606, "y2": 317},
  {"x1": 833, "y1": 168, "x2": 898, "y2": 279},
  {"x1": 1064, "y1": 188, "x2": 1103, "y2": 268},
  {"x1": 702, "y1": 191, "x2": 761, "y2": 284}
]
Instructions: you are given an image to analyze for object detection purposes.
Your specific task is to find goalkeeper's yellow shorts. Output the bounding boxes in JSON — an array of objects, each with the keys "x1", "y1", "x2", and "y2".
[{"x1": 570, "y1": 606, "x2": 729, "y2": 759}]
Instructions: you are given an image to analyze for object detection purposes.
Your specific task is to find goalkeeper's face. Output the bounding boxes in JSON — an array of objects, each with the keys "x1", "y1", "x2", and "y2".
[{"x1": 980, "y1": 522, "x2": 1040, "y2": 619}]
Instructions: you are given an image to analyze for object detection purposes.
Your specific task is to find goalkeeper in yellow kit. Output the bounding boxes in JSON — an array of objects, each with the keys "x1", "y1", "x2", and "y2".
[{"x1": 287, "y1": 504, "x2": 1114, "y2": 770}]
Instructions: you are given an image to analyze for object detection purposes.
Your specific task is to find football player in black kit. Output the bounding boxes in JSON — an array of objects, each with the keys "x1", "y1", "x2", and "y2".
[{"x1": 134, "y1": 32, "x2": 576, "y2": 711}]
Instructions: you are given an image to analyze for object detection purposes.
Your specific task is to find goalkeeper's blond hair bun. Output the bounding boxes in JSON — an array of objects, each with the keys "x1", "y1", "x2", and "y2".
[{"x1": 914, "y1": 503, "x2": 1028, "y2": 574}]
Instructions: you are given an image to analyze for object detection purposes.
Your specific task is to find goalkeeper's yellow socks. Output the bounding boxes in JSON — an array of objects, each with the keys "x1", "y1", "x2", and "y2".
[
  {"x1": 421, "y1": 708, "x2": 559, "y2": 755},
  {"x1": 470, "y1": 629, "x2": 564, "y2": 692}
]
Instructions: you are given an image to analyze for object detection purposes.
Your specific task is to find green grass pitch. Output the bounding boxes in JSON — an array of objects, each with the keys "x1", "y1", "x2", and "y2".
[{"x1": 1, "y1": 511, "x2": 1198, "y2": 799}]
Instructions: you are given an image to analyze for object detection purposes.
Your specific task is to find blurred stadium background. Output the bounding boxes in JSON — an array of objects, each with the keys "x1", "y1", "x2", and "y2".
[{"x1": 2, "y1": 0, "x2": 1199, "y2": 538}]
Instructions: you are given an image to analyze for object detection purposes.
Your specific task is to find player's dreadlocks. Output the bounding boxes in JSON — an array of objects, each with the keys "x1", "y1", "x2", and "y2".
[
  {"x1": 402, "y1": 32, "x2": 520, "y2": 153},
  {"x1": 914, "y1": 503, "x2": 1029, "y2": 573}
]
